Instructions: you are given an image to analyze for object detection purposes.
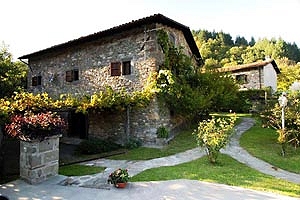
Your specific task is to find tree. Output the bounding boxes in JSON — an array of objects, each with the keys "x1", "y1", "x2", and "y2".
[
  {"x1": 240, "y1": 46, "x2": 265, "y2": 63},
  {"x1": 217, "y1": 31, "x2": 234, "y2": 46},
  {"x1": 277, "y1": 58, "x2": 300, "y2": 91},
  {"x1": 249, "y1": 37, "x2": 256, "y2": 46},
  {"x1": 0, "y1": 43, "x2": 27, "y2": 98},
  {"x1": 261, "y1": 92, "x2": 300, "y2": 155},
  {"x1": 235, "y1": 36, "x2": 248, "y2": 46}
]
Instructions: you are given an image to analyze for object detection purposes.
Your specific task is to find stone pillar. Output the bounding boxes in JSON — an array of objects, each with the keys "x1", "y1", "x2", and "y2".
[{"x1": 20, "y1": 135, "x2": 61, "y2": 184}]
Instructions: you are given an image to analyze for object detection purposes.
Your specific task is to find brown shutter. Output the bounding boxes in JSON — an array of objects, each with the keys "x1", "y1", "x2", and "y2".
[
  {"x1": 111, "y1": 62, "x2": 121, "y2": 76},
  {"x1": 66, "y1": 70, "x2": 73, "y2": 82}
]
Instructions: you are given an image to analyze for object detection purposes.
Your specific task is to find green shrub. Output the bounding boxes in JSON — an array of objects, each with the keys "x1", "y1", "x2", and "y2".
[
  {"x1": 77, "y1": 138, "x2": 120, "y2": 154},
  {"x1": 156, "y1": 126, "x2": 169, "y2": 138},
  {"x1": 193, "y1": 115, "x2": 236, "y2": 164},
  {"x1": 124, "y1": 138, "x2": 142, "y2": 149}
]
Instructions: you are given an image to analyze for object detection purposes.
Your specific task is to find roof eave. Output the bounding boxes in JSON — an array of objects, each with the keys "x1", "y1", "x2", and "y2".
[{"x1": 18, "y1": 14, "x2": 202, "y2": 64}]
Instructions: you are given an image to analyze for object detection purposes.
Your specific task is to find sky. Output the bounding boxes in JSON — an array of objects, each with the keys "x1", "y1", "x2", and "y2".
[{"x1": 1, "y1": 0, "x2": 300, "y2": 60}]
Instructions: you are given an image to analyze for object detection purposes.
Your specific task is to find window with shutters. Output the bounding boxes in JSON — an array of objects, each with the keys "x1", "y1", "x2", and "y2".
[
  {"x1": 32, "y1": 76, "x2": 42, "y2": 86},
  {"x1": 66, "y1": 69, "x2": 79, "y2": 82},
  {"x1": 111, "y1": 62, "x2": 121, "y2": 76},
  {"x1": 122, "y1": 61, "x2": 131, "y2": 75}
]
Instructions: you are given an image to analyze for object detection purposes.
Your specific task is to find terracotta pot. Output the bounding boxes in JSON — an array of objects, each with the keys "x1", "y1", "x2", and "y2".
[{"x1": 115, "y1": 182, "x2": 127, "y2": 188}]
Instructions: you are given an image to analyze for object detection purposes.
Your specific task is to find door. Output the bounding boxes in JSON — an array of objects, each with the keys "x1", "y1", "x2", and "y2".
[{"x1": 68, "y1": 111, "x2": 88, "y2": 139}]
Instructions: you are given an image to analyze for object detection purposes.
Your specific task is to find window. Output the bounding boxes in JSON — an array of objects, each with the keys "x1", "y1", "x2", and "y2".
[
  {"x1": 111, "y1": 62, "x2": 121, "y2": 76},
  {"x1": 32, "y1": 76, "x2": 42, "y2": 86},
  {"x1": 236, "y1": 74, "x2": 248, "y2": 84},
  {"x1": 111, "y1": 61, "x2": 131, "y2": 76},
  {"x1": 122, "y1": 61, "x2": 131, "y2": 75},
  {"x1": 66, "y1": 69, "x2": 79, "y2": 82}
]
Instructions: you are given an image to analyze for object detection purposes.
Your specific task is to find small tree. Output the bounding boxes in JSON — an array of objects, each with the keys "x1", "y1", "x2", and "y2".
[
  {"x1": 261, "y1": 92, "x2": 300, "y2": 156},
  {"x1": 193, "y1": 115, "x2": 236, "y2": 164}
]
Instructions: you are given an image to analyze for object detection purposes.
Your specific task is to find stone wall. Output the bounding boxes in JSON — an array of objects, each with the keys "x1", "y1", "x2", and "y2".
[
  {"x1": 233, "y1": 67, "x2": 263, "y2": 90},
  {"x1": 88, "y1": 97, "x2": 173, "y2": 145},
  {"x1": 88, "y1": 110, "x2": 126, "y2": 143},
  {"x1": 130, "y1": 97, "x2": 171, "y2": 145},
  {"x1": 26, "y1": 23, "x2": 195, "y2": 145},
  {"x1": 20, "y1": 135, "x2": 60, "y2": 184}
]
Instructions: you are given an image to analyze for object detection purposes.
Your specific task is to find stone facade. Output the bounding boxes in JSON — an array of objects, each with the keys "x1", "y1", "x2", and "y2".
[
  {"x1": 23, "y1": 18, "x2": 199, "y2": 145},
  {"x1": 88, "y1": 97, "x2": 172, "y2": 145},
  {"x1": 20, "y1": 135, "x2": 60, "y2": 184},
  {"x1": 220, "y1": 60, "x2": 279, "y2": 92},
  {"x1": 234, "y1": 67, "x2": 263, "y2": 90}
]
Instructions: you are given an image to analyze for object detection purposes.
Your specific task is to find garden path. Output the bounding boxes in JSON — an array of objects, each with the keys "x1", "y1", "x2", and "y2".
[{"x1": 60, "y1": 118, "x2": 300, "y2": 189}]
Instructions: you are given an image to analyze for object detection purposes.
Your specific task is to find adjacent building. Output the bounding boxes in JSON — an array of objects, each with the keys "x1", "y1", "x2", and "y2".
[{"x1": 220, "y1": 59, "x2": 280, "y2": 92}]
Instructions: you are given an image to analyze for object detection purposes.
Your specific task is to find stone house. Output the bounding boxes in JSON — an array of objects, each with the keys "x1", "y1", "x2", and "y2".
[
  {"x1": 220, "y1": 59, "x2": 280, "y2": 92},
  {"x1": 19, "y1": 14, "x2": 202, "y2": 146}
]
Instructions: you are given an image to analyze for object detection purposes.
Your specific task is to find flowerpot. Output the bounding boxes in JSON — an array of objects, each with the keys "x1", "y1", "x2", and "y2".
[{"x1": 115, "y1": 182, "x2": 127, "y2": 188}]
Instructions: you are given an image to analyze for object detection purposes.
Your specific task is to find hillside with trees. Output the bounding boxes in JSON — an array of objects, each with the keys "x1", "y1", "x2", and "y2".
[{"x1": 193, "y1": 30, "x2": 300, "y2": 91}]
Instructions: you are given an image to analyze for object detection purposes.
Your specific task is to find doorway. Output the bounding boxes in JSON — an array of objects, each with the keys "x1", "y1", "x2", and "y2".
[{"x1": 68, "y1": 111, "x2": 88, "y2": 139}]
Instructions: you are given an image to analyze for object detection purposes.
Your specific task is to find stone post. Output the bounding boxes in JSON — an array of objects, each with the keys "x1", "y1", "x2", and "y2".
[{"x1": 19, "y1": 135, "x2": 61, "y2": 184}]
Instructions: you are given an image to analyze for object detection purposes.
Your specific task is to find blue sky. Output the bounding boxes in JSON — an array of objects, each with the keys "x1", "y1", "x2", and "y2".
[{"x1": 1, "y1": 0, "x2": 299, "y2": 59}]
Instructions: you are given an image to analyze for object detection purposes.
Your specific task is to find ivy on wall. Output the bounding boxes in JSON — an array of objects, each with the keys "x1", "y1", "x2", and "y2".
[{"x1": 156, "y1": 30, "x2": 210, "y2": 118}]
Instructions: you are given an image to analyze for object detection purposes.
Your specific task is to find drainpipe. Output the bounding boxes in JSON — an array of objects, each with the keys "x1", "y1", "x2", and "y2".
[
  {"x1": 258, "y1": 67, "x2": 262, "y2": 89},
  {"x1": 125, "y1": 105, "x2": 131, "y2": 144}
]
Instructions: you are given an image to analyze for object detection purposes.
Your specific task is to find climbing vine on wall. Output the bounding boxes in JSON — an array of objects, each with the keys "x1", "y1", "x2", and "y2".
[
  {"x1": 156, "y1": 30, "x2": 210, "y2": 117},
  {"x1": 0, "y1": 76, "x2": 156, "y2": 125}
]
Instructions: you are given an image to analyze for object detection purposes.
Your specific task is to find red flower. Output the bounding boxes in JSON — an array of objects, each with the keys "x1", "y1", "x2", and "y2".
[{"x1": 5, "y1": 111, "x2": 66, "y2": 141}]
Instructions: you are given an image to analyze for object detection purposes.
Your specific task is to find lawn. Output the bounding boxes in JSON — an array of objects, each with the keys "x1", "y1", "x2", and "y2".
[
  {"x1": 59, "y1": 164, "x2": 105, "y2": 176},
  {"x1": 239, "y1": 119, "x2": 300, "y2": 173},
  {"x1": 131, "y1": 154, "x2": 300, "y2": 197},
  {"x1": 109, "y1": 127, "x2": 198, "y2": 160}
]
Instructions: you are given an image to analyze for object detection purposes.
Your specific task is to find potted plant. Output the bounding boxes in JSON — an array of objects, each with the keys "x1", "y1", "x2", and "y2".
[
  {"x1": 107, "y1": 168, "x2": 130, "y2": 188},
  {"x1": 5, "y1": 110, "x2": 66, "y2": 141}
]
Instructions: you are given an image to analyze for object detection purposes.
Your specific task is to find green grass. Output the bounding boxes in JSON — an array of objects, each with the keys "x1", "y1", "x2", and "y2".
[
  {"x1": 131, "y1": 154, "x2": 300, "y2": 197},
  {"x1": 59, "y1": 164, "x2": 105, "y2": 176},
  {"x1": 109, "y1": 114, "x2": 246, "y2": 160},
  {"x1": 240, "y1": 120, "x2": 300, "y2": 173},
  {"x1": 109, "y1": 127, "x2": 198, "y2": 160}
]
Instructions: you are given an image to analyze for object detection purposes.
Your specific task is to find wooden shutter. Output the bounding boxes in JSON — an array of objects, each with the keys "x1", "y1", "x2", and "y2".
[
  {"x1": 66, "y1": 70, "x2": 73, "y2": 82},
  {"x1": 111, "y1": 62, "x2": 121, "y2": 76}
]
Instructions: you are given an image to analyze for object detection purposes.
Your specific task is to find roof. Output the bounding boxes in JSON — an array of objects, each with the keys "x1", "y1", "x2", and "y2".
[
  {"x1": 219, "y1": 59, "x2": 280, "y2": 74},
  {"x1": 19, "y1": 14, "x2": 202, "y2": 65}
]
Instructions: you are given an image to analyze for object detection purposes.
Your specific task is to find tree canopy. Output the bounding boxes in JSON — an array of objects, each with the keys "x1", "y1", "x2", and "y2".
[{"x1": 0, "y1": 43, "x2": 27, "y2": 98}]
